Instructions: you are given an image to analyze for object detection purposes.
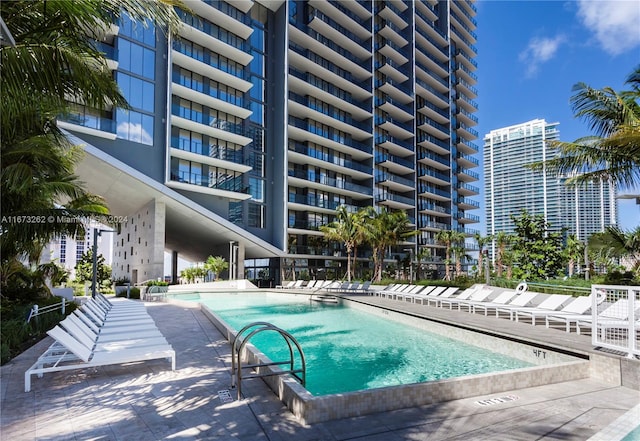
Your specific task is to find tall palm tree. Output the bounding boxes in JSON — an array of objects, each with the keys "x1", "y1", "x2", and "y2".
[
  {"x1": 473, "y1": 233, "x2": 491, "y2": 278},
  {"x1": 320, "y1": 206, "x2": 360, "y2": 281},
  {"x1": 494, "y1": 231, "x2": 512, "y2": 278},
  {"x1": 565, "y1": 234, "x2": 585, "y2": 277},
  {"x1": 435, "y1": 230, "x2": 465, "y2": 281},
  {"x1": 363, "y1": 208, "x2": 416, "y2": 282},
  {"x1": 530, "y1": 66, "x2": 640, "y2": 189}
]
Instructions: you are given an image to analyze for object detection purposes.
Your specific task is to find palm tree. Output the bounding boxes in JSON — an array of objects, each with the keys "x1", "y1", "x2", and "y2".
[
  {"x1": 565, "y1": 234, "x2": 585, "y2": 277},
  {"x1": 1, "y1": 1, "x2": 183, "y2": 297},
  {"x1": 363, "y1": 208, "x2": 417, "y2": 282},
  {"x1": 204, "y1": 256, "x2": 229, "y2": 281},
  {"x1": 473, "y1": 233, "x2": 491, "y2": 279},
  {"x1": 529, "y1": 66, "x2": 640, "y2": 189},
  {"x1": 589, "y1": 226, "x2": 640, "y2": 274},
  {"x1": 494, "y1": 231, "x2": 512, "y2": 279},
  {"x1": 320, "y1": 206, "x2": 361, "y2": 281},
  {"x1": 436, "y1": 230, "x2": 465, "y2": 281}
]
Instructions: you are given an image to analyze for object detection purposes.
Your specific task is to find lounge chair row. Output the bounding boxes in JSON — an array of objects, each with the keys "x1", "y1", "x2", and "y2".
[
  {"x1": 25, "y1": 294, "x2": 175, "y2": 392},
  {"x1": 275, "y1": 280, "x2": 372, "y2": 293},
  {"x1": 373, "y1": 283, "x2": 637, "y2": 336}
]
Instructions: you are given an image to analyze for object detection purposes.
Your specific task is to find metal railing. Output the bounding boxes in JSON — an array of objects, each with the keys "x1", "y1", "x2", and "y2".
[
  {"x1": 591, "y1": 284, "x2": 639, "y2": 358},
  {"x1": 26, "y1": 299, "x2": 67, "y2": 323},
  {"x1": 231, "y1": 322, "x2": 306, "y2": 400}
]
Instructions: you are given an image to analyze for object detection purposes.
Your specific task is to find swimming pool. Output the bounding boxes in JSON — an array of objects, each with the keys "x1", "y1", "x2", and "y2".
[
  {"x1": 178, "y1": 291, "x2": 533, "y2": 395},
  {"x1": 168, "y1": 291, "x2": 590, "y2": 423}
]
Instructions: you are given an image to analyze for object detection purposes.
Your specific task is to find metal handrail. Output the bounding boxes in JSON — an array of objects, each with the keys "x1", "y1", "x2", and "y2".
[
  {"x1": 26, "y1": 299, "x2": 67, "y2": 323},
  {"x1": 230, "y1": 322, "x2": 306, "y2": 400}
]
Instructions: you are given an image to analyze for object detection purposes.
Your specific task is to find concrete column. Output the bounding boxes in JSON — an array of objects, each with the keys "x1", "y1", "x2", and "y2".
[{"x1": 171, "y1": 250, "x2": 178, "y2": 284}]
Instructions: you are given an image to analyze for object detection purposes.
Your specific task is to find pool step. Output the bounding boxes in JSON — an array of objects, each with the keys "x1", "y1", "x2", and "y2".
[{"x1": 310, "y1": 294, "x2": 339, "y2": 304}]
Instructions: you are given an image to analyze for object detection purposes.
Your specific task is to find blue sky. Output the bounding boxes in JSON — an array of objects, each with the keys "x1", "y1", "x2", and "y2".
[{"x1": 474, "y1": 0, "x2": 640, "y2": 233}]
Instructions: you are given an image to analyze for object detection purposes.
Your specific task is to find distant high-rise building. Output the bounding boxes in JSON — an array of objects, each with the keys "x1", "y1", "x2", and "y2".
[
  {"x1": 483, "y1": 118, "x2": 618, "y2": 259},
  {"x1": 42, "y1": 222, "x2": 114, "y2": 281},
  {"x1": 61, "y1": 0, "x2": 480, "y2": 283}
]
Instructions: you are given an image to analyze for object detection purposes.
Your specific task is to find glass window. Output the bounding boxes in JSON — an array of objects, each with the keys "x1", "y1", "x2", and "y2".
[{"x1": 116, "y1": 109, "x2": 154, "y2": 145}]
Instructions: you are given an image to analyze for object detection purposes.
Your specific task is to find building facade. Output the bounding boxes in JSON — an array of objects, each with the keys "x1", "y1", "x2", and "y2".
[
  {"x1": 483, "y1": 119, "x2": 618, "y2": 260},
  {"x1": 62, "y1": 0, "x2": 480, "y2": 284}
]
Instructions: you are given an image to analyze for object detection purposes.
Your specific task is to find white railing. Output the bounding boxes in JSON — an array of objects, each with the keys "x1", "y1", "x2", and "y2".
[
  {"x1": 591, "y1": 284, "x2": 639, "y2": 358},
  {"x1": 26, "y1": 299, "x2": 67, "y2": 323}
]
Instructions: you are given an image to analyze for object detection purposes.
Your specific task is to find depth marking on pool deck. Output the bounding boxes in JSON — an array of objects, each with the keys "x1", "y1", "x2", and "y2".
[
  {"x1": 218, "y1": 390, "x2": 234, "y2": 403},
  {"x1": 475, "y1": 395, "x2": 520, "y2": 406}
]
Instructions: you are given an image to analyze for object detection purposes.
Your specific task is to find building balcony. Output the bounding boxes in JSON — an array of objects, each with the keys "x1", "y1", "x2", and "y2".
[
  {"x1": 377, "y1": 2, "x2": 409, "y2": 30},
  {"x1": 415, "y1": 48, "x2": 449, "y2": 78},
  {"x1": 418, "y1": 201, "x2": 451, "y2": 217},
  {"x1": 288, "y1": 169, "x2": 373, "y2": 198},
  {"x1": 171, "y1": 112, "x2": 253, "y2": 147},
  {"x1": 455, "y1": 91, "x2": 478, "y2": 112},
  {"x1": 288, "y1": 43, "x2": 372, "y2": 99},
  {"x1": 451, "y1": 27, "x2": 477, "y2": 56},
  {"x1": 457, "y1": 108, "x2": 478, "y2": 127},
  {"x1": 375, "y1": 96, "x2": 413, "y2": 122},
  {"x1": 171, "y1": 49, "x2": 253, "y2": 93},
  {"x1": 375, "y1": 58, "x2": 410, "y2": 83},
  {"x1": 417, "y1": 149, "x2": 451, "y2": 170},
  {"x1": 456, "y1": 166, "x2": 479, "y2": 182},
  {"x1": 171, "y1": 83, "x2": 252, "y2": 120},
  {"x1": 288, "y1": 116, "x2": 373, "y2": 157},
  {"x1": 375, "y1": 171, "x2": 415, "y2": 192},
  {"x1": 375, "y1": 115, "x2": 414, "y2": 140},
  {"x1": 416, "y1": 62, "x2": 449, "y2": 93},
  {"x1": 415, "y1": 26, "x2": 449, "y2": 62},
  {"x1": 418, "y1": 116, "x2": 450, "y2": 139},
  {"x1": 418, "y1": 184, "x2": 451, "y2": 201},
  {"x1": 375, "y1": 191, "x2": 415, "y2": 210},
  {"x1": 457, "y1": 182, "x2": 480, "y2": 196},
  {"x1": 417, "y1": 134, "x2": 450, "y2": 156},
  {"x1": 375, "y1": 151, "x2": 414, "y2": 174},
  {"x1": 415, "y1": 78, "x2": 449, "y2": 108},
  {"x1": 457, "y1": 196, "x2": 479, "y2": 210},
  {"x1": 454, "y1": 62, "x2": 478, "y2": 84},
  {"x1": 375, "y1": 20, "x2": 409, "y2": 48},
  {"x1": 457, "y1": 123, "x2": 478, "y2": 140},
  {"x1": 57, "y1": 113, "x2": 116, "y2": 140},
  {"x1": 168, "y1": 170, "x2": 250, "y2": 201},
  {"x1": 456, "y1": 212, "x2": 480, "y2": 224},
  {"x1": 313, "y1": 0, "x2": 372, "y2": 38},
  {"x1": 455, "y1": 49, "x2": 478, "y2": 70},
  {"x1": 450, "y1": 0, "x2": 478, "y2": 29},
  {"x1": 308, "y1": 8, "x2": 371, "y2": 60},
  {"x1": 418, "y1": 167, "x2": 450, "y2": 186},
  {"x1": 417, "y1": 98, "x2": 449, "y2": 125},
  {"x1": 457, "y1": 139, "x2": 479, "y2": 155},
  {"x1": 170, "y1": 147, "x2": 250, "y2": 174},
  {"x1": 375, "y1": 40, "x2": 409, "y2": 65},
  {"x1": 288, "y1": 67, "x2": 371, "y2": 118},
  {"x1": 456, "y1": 152, "x2": 479, "y2": 168},
  {"x1": 288, "y1": 141, "x2": 372, "y2": 178},
  {"x1": 376, "y1": 134, "x2": 414, "y2": 155},
  {"x1": 191, "y1": 1, "x2": 253, "y2": 39},
  {"x1": 450, "y1": 10, "x2": 477, "y2": 43},
  {"x1": 177, "y1": 22, "x2": 252, "y2": 66},
  {"x1": 288, "y1": 193, "x2": 345, "y2": 214}
]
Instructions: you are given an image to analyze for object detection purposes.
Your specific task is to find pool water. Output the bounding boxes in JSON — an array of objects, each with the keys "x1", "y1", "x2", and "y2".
[{"x1": 176, "y1": 292, "x2": 534, "y2": 396}]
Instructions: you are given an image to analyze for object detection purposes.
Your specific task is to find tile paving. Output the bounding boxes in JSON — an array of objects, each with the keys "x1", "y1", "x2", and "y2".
[{"x1": 1, "y1": 293, "x2": 639, "y2": 440}]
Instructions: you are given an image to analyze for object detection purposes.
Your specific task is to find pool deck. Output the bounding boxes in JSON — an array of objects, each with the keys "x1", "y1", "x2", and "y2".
[{"x1": 2, "y1": 292, "x2": 639, "y2": 441}]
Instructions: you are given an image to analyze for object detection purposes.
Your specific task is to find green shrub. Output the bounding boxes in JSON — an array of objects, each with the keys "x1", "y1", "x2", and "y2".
[
  {"x1": 115, "y1": 287, "x2": 140, "y2": 299},
  {"x1": 146, "y1": 280, "x2": 169, "y2": 287},
  {"x1": 0, "y1": 297, "x2": 77, "y2": 365}
]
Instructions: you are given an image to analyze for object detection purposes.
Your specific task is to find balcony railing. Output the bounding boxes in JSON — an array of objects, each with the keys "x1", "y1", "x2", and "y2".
[
  {"x1": 288, "y1": 169, "x2": 373, "y2": 195},
  {"x1": 376, "y1": 134, "x2": 414, "y2": 151},
  {"x1": 58, "y1": 112, "x2": 116, "y2": 134},
  {"x1": 289, "y1": 141, "x2": 371, "y2": 174},
  {"x1": 288, "y1": 116, "x2": 373, "y2": 154}
]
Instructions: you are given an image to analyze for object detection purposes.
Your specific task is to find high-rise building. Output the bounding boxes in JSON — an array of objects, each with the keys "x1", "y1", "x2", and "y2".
[
  {"x1": 41, "y1": 222, "x2": 114, "y2": 281},
  {"x1": 483, "y1": 119, "x2": 617, "y2": 259},
  {"x1": 62, "y1": 0, "x2": 480, "y2": 284}
]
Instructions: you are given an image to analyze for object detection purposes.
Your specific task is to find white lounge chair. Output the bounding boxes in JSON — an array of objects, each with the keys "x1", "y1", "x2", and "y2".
[
  {"x1": 493, "y1": 291, "x2": 541, "y2": 319},
  {"x1": 25, "y1": 325, "x2": 175, "y2": 392},
  {"x1": 467, "y1": 289, "x2": 518, "y2": 315},
  {"x1": 543, "y1": 295, "x2": 600, "y2": 332},
  {"x1": 439, "y1": 287, "x2": 494, "y2": 311},
  {"x1": 276, "y1": 281, "x2": 294, "y2": 289},
  {"x1": 557, "y1": 299, "x2": 633, "y2": 335},
  {"x1": 424, "y1": 287, "x2": 460, "y2": 307},
  {"x1": 512, "y1": 294, "x2": 572, "y2": 324}
]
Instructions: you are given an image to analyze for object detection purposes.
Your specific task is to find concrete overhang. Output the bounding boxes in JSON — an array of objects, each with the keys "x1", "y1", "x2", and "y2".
[{"x1": 69, "y1": 133, "x2": 284, "y2": 263}]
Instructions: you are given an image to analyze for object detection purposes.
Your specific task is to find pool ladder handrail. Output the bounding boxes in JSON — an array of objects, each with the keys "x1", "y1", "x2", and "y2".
[{"x1": 230, "y1": 321, "x2": 306, "y2": 400}]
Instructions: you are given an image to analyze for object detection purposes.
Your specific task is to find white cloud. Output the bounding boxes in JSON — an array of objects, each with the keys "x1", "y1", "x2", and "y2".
[
  {"x1": 117, "y1": 121, "x2": 153, "y2": 145},
  {"x1": 576, "y1": 0, "x2": 640, "y2": 55},
  {"x1": 519, "y1": 35, "x2": 565, "y2": 78}
]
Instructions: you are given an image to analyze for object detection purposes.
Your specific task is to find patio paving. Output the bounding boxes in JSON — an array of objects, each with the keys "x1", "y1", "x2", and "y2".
[{"x1": 1, "y1": 295, "x2": 639, "y2": 441}]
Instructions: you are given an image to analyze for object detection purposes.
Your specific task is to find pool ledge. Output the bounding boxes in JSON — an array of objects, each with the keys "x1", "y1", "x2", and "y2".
[{"x1": 197, "y1": 299, "x2": 591, "y2": 424}]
